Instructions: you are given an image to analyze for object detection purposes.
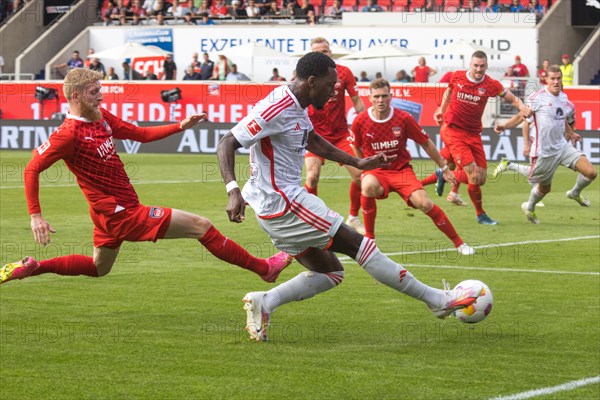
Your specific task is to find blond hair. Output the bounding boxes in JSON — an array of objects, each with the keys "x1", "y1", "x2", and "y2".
[
  {"x1": 63, "y1": 68, "x2": 104, "y2": 102},
  {"x1": 310, "y1": 37, "x2": 330, "y2": 46},
  {"x1": 369, "y1": 78, "x2": 391, "y2": 91}
]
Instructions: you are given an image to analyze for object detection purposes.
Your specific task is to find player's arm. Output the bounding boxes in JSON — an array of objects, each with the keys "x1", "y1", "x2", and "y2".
[
  {"x1": 502, "y1": 90, "x2": 532, "y2": 118},
  {"x1": 109, "y1": 110, "x2": 207, "y2": 142},
  {"x1": 351, "y1": 95, "x2": 365, "y2": 114},
  {"x1": 217, "y1": 132, "x2": 246, "y2": 223},
  {"x1": 434, "y1": 87, "x2": 452, "y2": 126},
  {"x1": 420, "y1": 138, "x2": 456, "y2": 186},
  {"x1": 24, "y1": 130, "x2": 75, "y2": 245},
  {"x1": 306, "y1": 130, "x2": 395, "y2": 170},
  {"x1": 565, "y1": 119, "x2": 582, "y2": 144},
  {"x1": 522, "y1": 120, "x2": 531, "y2": 156},
  {"x1": 494, "y1": 113, "x2": 525, "y2": 134}
]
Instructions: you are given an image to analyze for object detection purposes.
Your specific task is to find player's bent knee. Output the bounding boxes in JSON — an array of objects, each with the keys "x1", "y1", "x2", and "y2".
[
  {"x1": 94, "y1": 262, "x2": 113, "y2": 277},
  {"x1": 192, "y1": 215, "x2": 213, "y2": 236}
]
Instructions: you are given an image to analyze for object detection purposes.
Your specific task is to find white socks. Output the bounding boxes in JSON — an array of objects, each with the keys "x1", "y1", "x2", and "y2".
[
  {"x1": 508, "y1": 162, "x2": 531, "y2": 177},
  {"x1": 263, "y1": 270, "x2": 344, "y2": 313},
  {"x1": 355, "y1": 238, "x2": 443, "y2": 308},
  {"x1": 526, "y1": 185, "x2": 545, "y2": 210},
  {"x1": 570, "y1": 174, "x2": 592, "y2": 197}
]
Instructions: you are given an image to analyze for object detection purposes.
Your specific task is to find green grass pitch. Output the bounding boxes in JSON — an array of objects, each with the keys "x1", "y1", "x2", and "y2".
[{"x1": 1, "y1": 151, "x2": 598, "y2": 399}]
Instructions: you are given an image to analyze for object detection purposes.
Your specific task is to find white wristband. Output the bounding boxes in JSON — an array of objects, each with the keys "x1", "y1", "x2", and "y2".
[{"x1": 226, "y1": 181, "x2": 239, "y2": 193}]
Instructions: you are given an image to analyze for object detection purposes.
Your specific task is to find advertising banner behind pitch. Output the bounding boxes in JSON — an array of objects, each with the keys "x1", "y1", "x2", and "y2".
[{"x1": 2, "y1": 121, "x2": 598, "y2": 164}]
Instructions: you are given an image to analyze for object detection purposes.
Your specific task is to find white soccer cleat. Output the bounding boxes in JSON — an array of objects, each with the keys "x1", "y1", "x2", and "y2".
[
  {"x1": 566, "y1": 190, "x2": 591, "y2": 207},
  {"x1": 521, "y1": 202, "x2": 540, "y2": 224},
  {"x1": 346, "y1": 216, "x2": 366, "y2": 235},
  {"x1": 429, "y1": 279, "x2": 483, "y2": 319},
  {"x1": 457, "y1": 243, "x2": 475, "y2": 255},
  {"x1": 242, "y1": 291, "x2": 269, "y2": 342},
  {"x1": 446, "y1": 192, "x2": 468, "y2": 206},
  {"x1": 492, "y1": 158, "x2": 510, "y2": 179}
]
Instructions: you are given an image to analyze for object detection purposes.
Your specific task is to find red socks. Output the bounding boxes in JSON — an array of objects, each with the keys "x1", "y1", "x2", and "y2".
[
  {"x1": 420, "y1": 172, "x2": 438, "y2": 186},
  {"x1": 360, "y1": 195, "x2": 377, "y2": 239},
  {"x1": 304, "y1": 184, "x2": 317, "y2": 196},
  {"x1": 468, "y1": 183, "x2": 485, "y2": 216},
  {"x1": 31, "y1": 255, "x2": 98, "y2": 277},
  {"x1": 426, "y1": 204, "x2": 463, "y2": 247},
  {"x1": 199, "y1": 225, "x2": 268, "y2": 276},
  {"x1": 453, "y1": 169, "x2": 469, "y2": 184},
  {"x1": 349, "y1": 181, "x2": 361, "y2": 217}
]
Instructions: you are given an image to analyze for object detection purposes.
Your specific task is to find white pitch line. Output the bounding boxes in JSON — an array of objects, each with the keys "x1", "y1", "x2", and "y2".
[{"x1": 489, "y1": 376, "x2": 600, "y2": 400}]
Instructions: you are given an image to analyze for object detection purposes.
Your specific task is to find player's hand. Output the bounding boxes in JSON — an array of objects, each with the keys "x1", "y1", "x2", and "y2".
[
  {"x1": 442, "y1": 168, "x2": 457, "y2": 186},
  {"x1": 30, "y1": 213, "x2": 56, "y2": 246},
  {"x1": 494, "y1": 124, "x2": 506, "y2": 134},
  {"x1": 433, "y1": 108, "x2": 444, "y2": 126},
  {"x1": 357, "y1": 153, "x2": 397, "y2": 170},
  {"x1": 569, "y1": 132, "x2": 582, "y2": 145},
  {"x1": 226, "y1": 190, "x2": 246, "y2": 223},
  {"x1": 522, "y1": 144, "x2": 530, "y2": 157},
  {"x1": 180, "y1": 113, "x2": 208, "y2": 130},
  {"x1": 519, "y1": 106, "x2": 533, "y2": 119}
]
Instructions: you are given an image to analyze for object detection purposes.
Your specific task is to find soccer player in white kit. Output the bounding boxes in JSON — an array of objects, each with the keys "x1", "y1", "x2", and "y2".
[
  {"x1": 217, "y1": 52, "x2": 484, "y2": 341},
  {"x1": 495, "y1": 66, "x2": 597, "y2": 224}
]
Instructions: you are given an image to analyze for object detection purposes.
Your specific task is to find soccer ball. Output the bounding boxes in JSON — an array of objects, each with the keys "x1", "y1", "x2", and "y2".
[{"x1": 453, "y1": 280, "x2": 493, "y2": 323}]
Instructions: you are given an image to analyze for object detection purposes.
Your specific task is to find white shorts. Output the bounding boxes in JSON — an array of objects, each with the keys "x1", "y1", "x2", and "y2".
[
  {"x1": 529, "y1": 144, "x2": 583, "y2": 186},
  {"x1": 256, "y1": 190, "x2": 344, "y2": 256}
]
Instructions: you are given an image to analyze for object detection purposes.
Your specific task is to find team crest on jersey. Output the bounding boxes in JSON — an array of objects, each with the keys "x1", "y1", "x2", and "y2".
[
  {"x1": 392, "y1": 127, "x2": 402, "y2": 137},
  {"x1": 102, "y1": 121, "x2": 112, "y2": 135},
  {"x1": 149, "y1": 207, "x2": 165, "y2": 218},
  {"x1": 246, "y1": 119, "x2": 262, "y2": 136},
  {"x1": 37, "y1": 141, "x2": 51, "y2": 155},
  {"x1": 478, "y1": 87, "x2": 487, "y2": 95}
]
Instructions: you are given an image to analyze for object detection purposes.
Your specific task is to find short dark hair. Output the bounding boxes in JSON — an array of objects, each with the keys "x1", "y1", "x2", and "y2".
[
  {"x1": 472, "y1": 50, "x2": 487, "y2": 60},
  {"x1": 369, "y1": 78, "x2": 390, "y2": 91},
  {"x1": 548, "y1": 64, "x2": 562, "y2": 76},
  {"x1": 295, "y1": 52, "x2": 336, "y2": 80}
]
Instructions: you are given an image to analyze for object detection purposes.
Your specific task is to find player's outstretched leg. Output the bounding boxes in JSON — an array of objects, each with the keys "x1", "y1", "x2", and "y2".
[
  {"x1": 1, "y1": 255, "x2": 99, "y2": 284},
  {"x1": 1, "y1": 257, "x2": 40, "y2": 283}
]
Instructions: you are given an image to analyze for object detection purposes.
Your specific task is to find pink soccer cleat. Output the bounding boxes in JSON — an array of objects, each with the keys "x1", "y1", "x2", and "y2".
[
  {"x1": 261, "y1": 251, "x2": 293, "y2": 283},
  {"x1": 1, "y1": 256, "x2": 40, "y2": 284}
]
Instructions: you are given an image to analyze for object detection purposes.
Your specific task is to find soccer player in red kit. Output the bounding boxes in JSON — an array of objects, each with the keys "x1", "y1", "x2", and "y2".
[
  {"x1": 304, "y1": 37, "x2": 367, "y2": 234},
  {"x1": 350, "y1": 79, "x2": 475, "y2": 255},
  {"x1": 1, "y1": 68, "x2": 291, "y2": 284},
  {"x1": 434, "y1": 51, "x2": 531, "y2": 225}
]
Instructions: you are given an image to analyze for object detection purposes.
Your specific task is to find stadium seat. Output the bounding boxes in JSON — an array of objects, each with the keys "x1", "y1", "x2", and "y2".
[
  {"x1": 391, "y1": 0, "x2": 410, "y2": 11},
  {"x1": 444, "y1": 0, "x2": 461, "y2": 11},
  {"x1": 409, "y1": 0, "x2": 426, "y2": 10}
]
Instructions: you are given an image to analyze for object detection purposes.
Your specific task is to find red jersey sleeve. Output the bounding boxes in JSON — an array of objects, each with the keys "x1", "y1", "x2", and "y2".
[
  {"x1": 342, "y1": 67, "x2": 359, "y2": 98},
  {"x1": 102, "y1": 109, "x2": 182, "y2": 143},
  {"x1": 403, "y1": 114, "x2": 430, "y2": 145},
  {"x1": 349, "y1": 114, "x2": 363, "y2": 149},
  {"x1": 24, "y1": 126, "x2": 75, "y2": 215},
  {"x1": 489, "y1": 77, "x2": 506, "y2": 98}
]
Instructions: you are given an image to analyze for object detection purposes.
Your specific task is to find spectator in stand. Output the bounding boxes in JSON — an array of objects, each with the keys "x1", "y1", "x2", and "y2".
[
  {"x1": 152, "y1": 0, "x2": 172, "y2": 15},
  {"x1": 461, "y1": 0, "x2": 481, "y2": 12},
  {"x1": 199, "y1": 52, "x2": 214, "y2": 80},
  {"x1": 511, "y1": 55, "x2": 530, "y2": 77},
  {"x1": 504, "y1": 66, "x2": 517, "y2": 78},
  {"x1": 230, "y1": 0, "x2": 247, "y2": 17},
  {"x1": 359, "y1": 71, "x2": 369, "y2": 82},
  {"x1": 194, "y1": 0, "x2": 211, "y2": 15},
  {"x1": 509, "y1": 0, "x2": 525, "y2": 12},
  {"x1": 148, "y1": 11, "x2": 167, "y2": 24},
  {"x1": 412, "y1": 57, "x2": 437, "y2": 83},
  {"x1": 130, "y1": 0, "x2": 148, "y2": 16},
  {"x1": 210, "y1": 0, "x2": 230, "y2": 17},
  {"x1": 88, "y1": 58, "x2": 106, "y2": 76},
  {"x1": 361, "y1": 0, "x2": 384, "y2": 12},
  {"x1": 183, "y1": 65, "x2": 202, "y2": 80},
  {"x1": 423, "y1": 0, "x2": 434, "y2": 11},
  {"x1": 145, "y1": 69, "x2": 158, "y2": 80},
  {"x1": 141, "y1": 0, "x2": 155, "y2": 14},
  {"x1": 306, "y1": 10, "x2": 316, "y2": 24},
  {"x1": 117, "y1": 14, "x2": 128, "y2": 25},
  {"x1": 246, "y1": 0, "x2": 261, "y2": 17},
  {"x1": 213, "y1": 54, "x2": 233, "y2": 80},
  {"x1": 102, "y1": 10, "x2": 113, "y2": 25},
  {"x1": 393, "y1": 70, "x2": 411, "y2": 83},
  {"x1": 560, "y1": 54, "x2": 574, "y2": 86},
  {"x1": 328, "y1": 0, "x2": 346, "y2": 17},
  {"x1": 131, "y1": 13, "x2": 143, "y2": 24},
  {"x1": 375, "y1": 72, "x2": 383, "y2": 79},
  {"x1": 269, "y1": 68, "x2": 286, "y2": 81},
  {"x1": 265, "y1": 1, "x2": 282, "y2": 17},
  {"x1": 191, "y1": 52, "x2": 202, "y2": 74},
  {"x1": 483, "y1": 0, "x2": 500, "y2": 12},
  {"x1": 168, "y1": 0, "x2": 189, "y2": 17},
  {"x1": 183, "y1": 11, "x2": 197, "y2": 24},
  {"x1": 528, "y1": 0, "x2": 545, "y2": 18},
  {"x1": 55, "y1": 51, "x2": 85, "y2": 74},
  {"x1": 110, "y1": 0, "x2": 128, "y2": 20},
  {"x1": 84, "y1": 49, "x2": 95, "y2": 68},
  {"x1": 537, "y1": 58, "x2": 550, "y2": 85},
  {"x1": 299, "y1": 0, "x2": 315, "y2": 16},
  {"x1": 104, "y1": 67, "x2": 119, "y2": 80},
  {"x1": 226, "y1": 64, "x2": 251, "y2": 81},
  {"x1": 256, "y1": 0, "x2": 273, "y2": 15},
  {"x1": 198, "y1": 12, "x2": 215, "y2": 24},
  {"x1": 162, "y1": 54, "x2": 177, "y2": 80},
  {"x1": 439, "y1": 71, "x2": 453, "y2": 83},
  {"x1": 122, "y1": 61, "x2": 144, "y2": 80}
]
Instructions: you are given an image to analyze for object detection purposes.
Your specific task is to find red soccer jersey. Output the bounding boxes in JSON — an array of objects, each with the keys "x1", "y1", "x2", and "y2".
[
  {"x1": 510, "y1": 63, "x2": 529, "y2": 77},
  {"x1": 444, "y1": 70, "x2": 505, "y2": 134},
  {"x1": 24, "y1": 108, "x2": 181, "y2": 216},
  {"x1": 413, "y1": 65, "x2": 432, "y2": 83},
  {"x1": 308, "y1": 63, "x2": 359, "y2": 141},
  {"x1": 350, "y1": 107, "x2": 429, "y2": 171}
]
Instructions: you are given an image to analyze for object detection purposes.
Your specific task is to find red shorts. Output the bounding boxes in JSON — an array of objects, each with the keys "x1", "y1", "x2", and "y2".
[
  {"x1": 305, "y1": 135, "x2": 354, "y2": 163},
  {"x1": 91, "y1": 205, "x2": 172, "y2": 249},
  {"x1": 444, "y1": 125, "x2": 487, "y2": 169},
  {"x1": 362, "y1": 167, "x2": 423, "y2": 208}
]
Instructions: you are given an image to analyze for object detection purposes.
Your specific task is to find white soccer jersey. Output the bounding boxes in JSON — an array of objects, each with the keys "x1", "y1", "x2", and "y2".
[
  {"x1": 231, "y1": 85, "x2": 313, "y2": 218},
  {"x1": 526, "y1": 89, "x2": 575, "y2": 158}
]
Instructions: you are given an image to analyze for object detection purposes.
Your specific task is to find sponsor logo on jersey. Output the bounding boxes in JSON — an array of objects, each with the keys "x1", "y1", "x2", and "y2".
[
  {"x1": 149, "y1": 207, "x2": 165, "y2": 218},
  {"x1": 246, "y1": 119, "x2": 262, "y2": 136},
  {"x1": 457, "y1": 92, "x2": 481, "y2": 103},
  {"x1": 37, "y1": 141, "x2": 51, "y2": 155},
  {"x1": 372, "y1": 140, "x2": 399, "y2": 150},
  {"x1": 294, "y1": 122, "x2": 301, "y2": 131},
  {"x1": 392, "y1": 127, "x2": 402, "y2": 137}
]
